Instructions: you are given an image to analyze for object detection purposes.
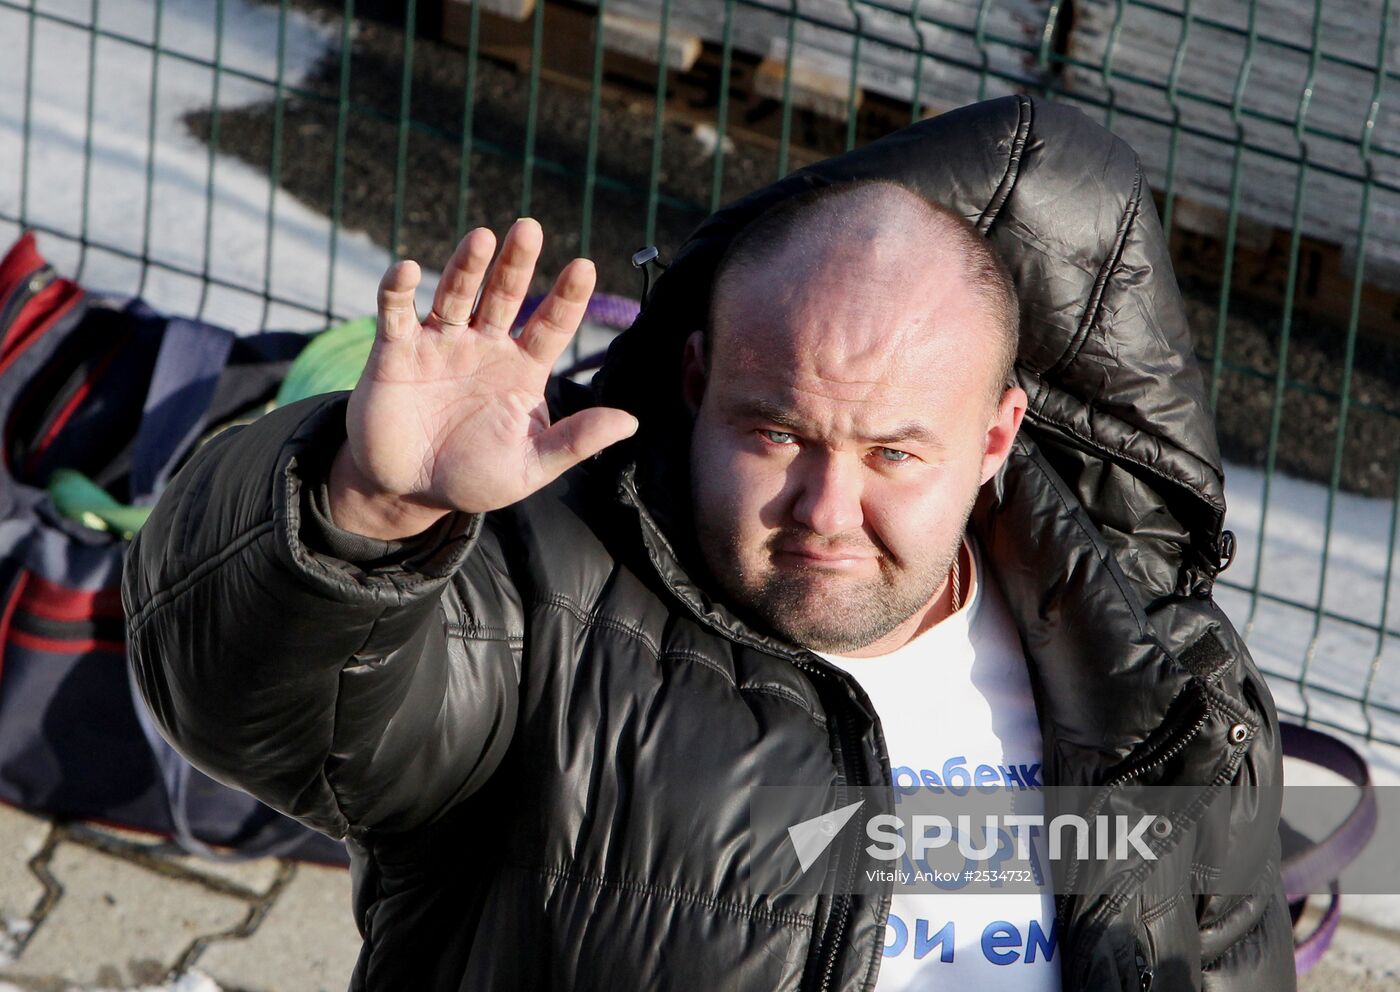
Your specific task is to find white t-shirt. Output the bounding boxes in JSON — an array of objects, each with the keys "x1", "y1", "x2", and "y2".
[{"x1": 817, "y1": 534, "x2": 1062, "y2": 991}]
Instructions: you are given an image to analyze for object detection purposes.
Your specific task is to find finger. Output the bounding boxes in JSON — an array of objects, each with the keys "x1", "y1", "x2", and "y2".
[
  {"x1": 430, "y1": 227, "x2": 495, "y2": 329},
  {"x1": 472, "y1": 217, "x2": 542, "y2": 337},
  {"x1": 518, "y1": 257, "x2": 596, "y2": 369},
  {"x1": 530, "y1": 407, "x2": 639, "y2": 483},
  {"x1": 377, "y1": 259, "x2": 422, "y2": 343}
]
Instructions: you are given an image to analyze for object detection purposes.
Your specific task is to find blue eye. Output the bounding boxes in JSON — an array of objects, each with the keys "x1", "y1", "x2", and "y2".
[
  {"x1": 760, "y1": 430, "x2": 797, "y2": 445},
  {"x1": 877, "y1": 448, "x2": 912, "y2": 462}
]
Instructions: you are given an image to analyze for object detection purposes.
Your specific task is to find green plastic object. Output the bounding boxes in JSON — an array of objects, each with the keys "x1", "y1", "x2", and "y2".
[
  {"x1": 47, "y1": 468, "x2": 152, "y2": 539},
  {"x1": 274, "y1": 316, "x2": 376, "y2": 408}
]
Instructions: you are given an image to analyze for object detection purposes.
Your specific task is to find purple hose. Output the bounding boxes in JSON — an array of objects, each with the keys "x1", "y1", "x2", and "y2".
[
  {"x1": 514, "y1": 292, "x2": 641, "y2": 332},
  {"x1": 514, "y1": 292, "x2": 641, "y2": 379}
]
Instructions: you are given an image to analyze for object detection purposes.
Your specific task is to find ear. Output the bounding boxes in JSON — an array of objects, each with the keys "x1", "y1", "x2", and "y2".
[
  {"x1": 979, "y1": 385, "x2": 1028, "y2": 485},
  {"x1": 681, "y1": 330, "x2": 707, "y2": 415}
]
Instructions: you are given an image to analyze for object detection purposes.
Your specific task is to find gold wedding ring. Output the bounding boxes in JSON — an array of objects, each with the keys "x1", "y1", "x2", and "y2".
[{"x1": 429, "y1": 307, "x2": 469, "y2": 327}]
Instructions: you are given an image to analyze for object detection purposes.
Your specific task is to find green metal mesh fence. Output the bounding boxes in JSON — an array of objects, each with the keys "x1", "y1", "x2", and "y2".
[{"x1": 3, "y1": 0, "x2": 1399, "y2": 747}]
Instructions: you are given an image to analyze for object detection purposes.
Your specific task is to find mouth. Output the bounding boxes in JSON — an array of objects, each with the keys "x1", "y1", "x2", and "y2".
[{"x1": 772, "y1": 547, "x2": 878, "y2": 570}]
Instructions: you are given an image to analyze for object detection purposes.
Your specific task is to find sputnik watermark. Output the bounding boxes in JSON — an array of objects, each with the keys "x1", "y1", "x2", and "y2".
[
  {"x1": 860, "y1": 812, "x2": 1159, "y2": 865},
  {"x1": 783, "y1": 805, "x2": 1157, "y2": 872},
  {"x1": 749, "y1": 784, "x2": 1400, "y2": 897},
  {"x1": 750, "y1": 784, "x2": 1222, "y2": 896},
  {"x1": 785, "y1": 806, "x2": 1157, "y2": 882}
]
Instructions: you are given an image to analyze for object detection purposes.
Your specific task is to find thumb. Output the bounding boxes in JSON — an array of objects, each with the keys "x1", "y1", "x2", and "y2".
[{"x1": 531, "y1": 407, "x2": 640, "y2": 483}]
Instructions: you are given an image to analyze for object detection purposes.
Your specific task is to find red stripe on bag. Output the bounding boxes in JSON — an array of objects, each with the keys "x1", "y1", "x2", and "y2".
[
  {"x1": 0, "y1": 280, "x2": 83, "y2": 376},
  {"x1": 0, "y1": 232, "x2": 44, "y2": 296},
  {"x1": 0, "y1": 571, "x2": 31, "y2": 683},
  {"x1": 20, "y1": 573, "x2": 124, "y2": 621},
  {"x1": 8, "y1": 628, "x2": 124, "y2": 655}
]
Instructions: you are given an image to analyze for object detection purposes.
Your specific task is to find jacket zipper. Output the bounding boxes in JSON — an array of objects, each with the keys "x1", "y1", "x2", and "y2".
[
  {"x1": 1099, "y1": 705, "x2": 1210, "y2": 793},
  {"x1": 792, "y1": 654, "x2": 871, "y2": 992},
  {"x1": 1067, "y1": 704, "x2": 1211, "y2": 986},
  {"x1": 615, "y1": 476, "x2": 879, "y2": 991}
]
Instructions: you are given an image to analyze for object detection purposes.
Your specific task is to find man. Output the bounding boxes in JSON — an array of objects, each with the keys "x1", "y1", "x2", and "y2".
[
  {"x1": 123, "y1": 97, "x2": 1293, "y2": 990},
  {"x1": 679, "y1": 179, "x2": 1059, "y2": 992}
]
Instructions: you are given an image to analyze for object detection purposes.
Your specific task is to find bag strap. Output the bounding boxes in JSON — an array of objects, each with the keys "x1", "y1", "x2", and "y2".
[
  {"x1": 125, "y1": 661, "x2": 312, "y2": 862},
  {"x1": 127, "y1": 311, "x2": 236, "y2": 506},
  {"x1": 1292, "y1": 883, "x2": 1343, "y2": 975},
  {"x1": 1279, "y1": 722, "x2": 1377, "y2": 900}
]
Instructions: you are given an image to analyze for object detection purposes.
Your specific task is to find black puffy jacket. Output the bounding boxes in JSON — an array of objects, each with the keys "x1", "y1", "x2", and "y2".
[{"x1": 122, "y1": 95, "x2": 1296, "y2": 991}]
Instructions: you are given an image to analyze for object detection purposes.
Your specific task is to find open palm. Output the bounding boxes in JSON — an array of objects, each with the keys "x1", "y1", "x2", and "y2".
[{"x1": 343, "y1": 219, "x2": 638, "y2": 518}]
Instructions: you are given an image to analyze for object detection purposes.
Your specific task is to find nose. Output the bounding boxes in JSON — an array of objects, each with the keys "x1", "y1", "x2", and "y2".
[{"x1": 791, "y1": 453, "x2": 864, "y2": 537}]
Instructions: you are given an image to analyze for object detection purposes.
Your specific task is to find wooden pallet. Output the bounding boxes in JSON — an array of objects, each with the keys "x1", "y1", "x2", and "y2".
[
  {"x1": 1068, "y1": 0, "x2": 1400, "y2": 303},
  {"x1": 438, "y1": 0, "x2": 1400, "y2": 340},
  {"x1": 441, "y1": 0, "x2": 919, "y2": 161}
]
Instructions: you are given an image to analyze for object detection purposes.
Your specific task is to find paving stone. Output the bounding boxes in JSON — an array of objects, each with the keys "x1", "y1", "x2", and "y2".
[
  {"x1": 0, "y1": 805, "x2": 51, "y2": 922},
  {"x1": 1297, "y1": 908, "x2": 1400, "y2": 992},
  {"x1": 69, "y1": 823, "x2": 283, "y2": 897},
  {"x1": 163, "y1": 855, "x2": 283, "y2": 900},
  {"x1": 0, "y1": 805, "x2": 53, "y2": 970},
  {"x1": 198, "y1": 864, "x2": 359, "y2": 992},
  {"x1": 8, "y1": 842, "x2": 248, "y2": 988},
  {"x1": 1302, "y1": 963, "x2": 1400, "y2": 992}
]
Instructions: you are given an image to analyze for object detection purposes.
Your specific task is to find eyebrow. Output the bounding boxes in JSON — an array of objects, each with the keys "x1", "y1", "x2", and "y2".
[{"x1": 732, "y1": 398, "x2": 945, "y2": 450}]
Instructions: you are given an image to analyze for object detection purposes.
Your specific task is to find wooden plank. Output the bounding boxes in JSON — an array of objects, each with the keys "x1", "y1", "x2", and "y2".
[
  {"x1": 601, "y1": 11, "x2": 702, "y2": 72},
  {"x1": 753, "y1": 55, "x2": 862, "y2": 121},
  {"x1": 444, "y1": 0, "x2": 536, "y2": 24},
  {"x1": 1166, "y1": 212, "x2": 1400, "y2": 348}
]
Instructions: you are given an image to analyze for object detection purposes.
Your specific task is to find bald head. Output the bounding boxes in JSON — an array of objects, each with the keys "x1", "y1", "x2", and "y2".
[{"x1": 706, "y1": 180, "x2": 1019, "y2": 406}]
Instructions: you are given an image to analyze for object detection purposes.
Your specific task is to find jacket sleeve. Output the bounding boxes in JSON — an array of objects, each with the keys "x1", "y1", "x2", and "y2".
[{"x1": 121, "y1": 391, "x2": 523, "y2": 840}]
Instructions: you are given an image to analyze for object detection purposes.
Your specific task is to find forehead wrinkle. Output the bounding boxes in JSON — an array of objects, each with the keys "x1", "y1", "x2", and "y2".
[
  {"x1": 720, "y1": 329, "x2": 944, "y2": 426},
  {"x1": 729, "y1": 300, "x2": 938, "y2": 382}
]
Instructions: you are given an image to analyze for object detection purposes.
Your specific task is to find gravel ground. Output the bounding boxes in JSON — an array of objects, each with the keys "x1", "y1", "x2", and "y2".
[
  {"x1": 192, "y1": 0, "x2": 1400, "y2": 501},
  {"x1": 1184, "y1": 289, "x2": 1400, "y2": 501},
  {"x1": 186, "y1": 1, "x2": 796, "y2": 303}
]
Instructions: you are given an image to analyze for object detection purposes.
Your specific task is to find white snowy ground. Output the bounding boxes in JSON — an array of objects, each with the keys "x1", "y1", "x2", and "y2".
[
  {"x1": 0, "y1": 977, "x2": 217, "y2": 992},
  {"x1": 1223, "y1": 463, "x2": 1400, "y2": 769},
  {"x1": 1, "y1": 0, "x2": 1398, "y2": 978},
  {"x1": 0, "y1": 0, "x2": 428, "y2": 331}
]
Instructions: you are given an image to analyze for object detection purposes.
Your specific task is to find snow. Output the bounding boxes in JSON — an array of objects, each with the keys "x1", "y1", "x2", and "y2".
[
  {"x1": 1223, "y1": 461, "x2": 1400, "y2": 776},
  {"x1": 2, "y1": 0, "x2": 1399, "y2": 934},
  {"x1": 0, "y1": 971, "x2": 220, "y2": 992},
  {"x1": 0, "y1": 0, "x2": 432, "y2": 332}
]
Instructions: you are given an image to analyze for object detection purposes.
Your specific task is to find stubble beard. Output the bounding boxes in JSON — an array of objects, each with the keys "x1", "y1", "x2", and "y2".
[{"x1": 699, "y1": 493, "x2": 978, "y2": 655}]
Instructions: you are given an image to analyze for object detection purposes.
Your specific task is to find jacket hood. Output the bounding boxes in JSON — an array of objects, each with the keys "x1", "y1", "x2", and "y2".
[
  {"x1": 589, "y1": 95, "x2": 1237, "y2": 776},
  {"x1": 593, "y1": 93, "x2": 1225, "y2": 576}
]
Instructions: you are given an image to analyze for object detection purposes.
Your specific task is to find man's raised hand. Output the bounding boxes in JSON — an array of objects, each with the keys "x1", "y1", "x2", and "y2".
[{"x1": 328, "y1": 219, "x2": 639, "y2": 540}]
